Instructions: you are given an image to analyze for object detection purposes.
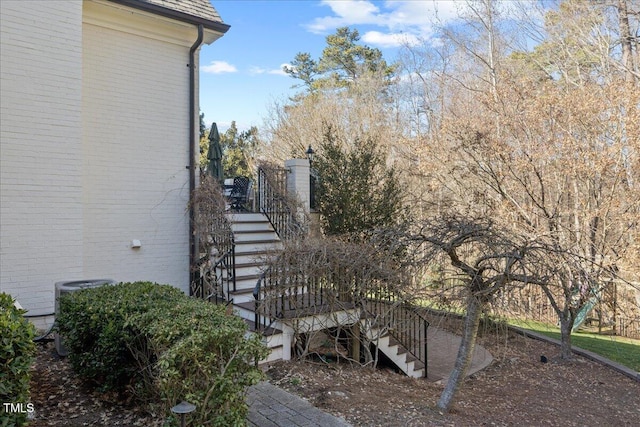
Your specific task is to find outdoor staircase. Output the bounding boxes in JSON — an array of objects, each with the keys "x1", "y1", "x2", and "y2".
[
  {"x1": 365, "y1": 325, "x2": 426, "y2": 378},
  {"x1": 226, "y1": 212, "x2": 285, "y2": 363},
  {"x1": 222, "y1": 212, "x2": 428, "y2": 376}
]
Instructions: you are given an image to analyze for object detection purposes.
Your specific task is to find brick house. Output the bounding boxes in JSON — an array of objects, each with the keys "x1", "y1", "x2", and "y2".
[{"x1": 0, "y1": 0, "x2": 229, "y2": 328}]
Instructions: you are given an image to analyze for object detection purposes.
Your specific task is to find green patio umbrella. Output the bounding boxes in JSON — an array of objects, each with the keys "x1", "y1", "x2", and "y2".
[{"x1": 207, "y1": 122, "x2": 224, "y2": 183}]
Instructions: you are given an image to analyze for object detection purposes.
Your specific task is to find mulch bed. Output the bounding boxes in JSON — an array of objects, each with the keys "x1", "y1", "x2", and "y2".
[{"x1": 28, "y1": 326, "x2": 640, "y2": 426}]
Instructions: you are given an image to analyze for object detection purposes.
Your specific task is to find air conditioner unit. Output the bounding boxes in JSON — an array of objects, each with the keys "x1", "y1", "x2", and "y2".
[{"x1": 54, "y1": 279, "x2": 115, "y2": 356}]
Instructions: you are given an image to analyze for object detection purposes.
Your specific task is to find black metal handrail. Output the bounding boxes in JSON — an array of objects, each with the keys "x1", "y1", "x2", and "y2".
[
  {"x1": 253, "y1": 256, "x2": 356, "y2": 332},
  {"x1": 366, "y1": 298, "x2": 429, "y2": 376},
  {"x1": 252, "y1": 253, "x2": 428, "y2": 376},
  {"x1": 191, "y1": 245, "x2": 236, "y2": 304},
  {"x1": 253, "y1": 272, "x2": 272, "y2": 332},
  {"x1": 190, "y1": 207, "x2": 236, "y2": 304},
  {"x1": 257, "y1": 165, "x2": 305, "y2": 240}
]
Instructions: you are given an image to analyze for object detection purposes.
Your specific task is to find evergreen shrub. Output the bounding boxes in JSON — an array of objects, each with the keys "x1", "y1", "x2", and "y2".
[
  {"x1": 56, "y1": 282, "x2": 267, "y2": 425},
  {"x1": 0, "y1": 293, "x2": 36, "y2": 427}
]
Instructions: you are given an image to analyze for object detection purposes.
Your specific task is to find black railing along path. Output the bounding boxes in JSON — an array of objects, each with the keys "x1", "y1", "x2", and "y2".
[{"x1": 367, "y1": 298, "x2": 429, "y2": 375}]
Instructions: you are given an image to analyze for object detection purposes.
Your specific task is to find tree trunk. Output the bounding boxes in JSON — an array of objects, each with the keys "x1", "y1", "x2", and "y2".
[
  {"x1": 618, "y1": 0, "x2": 637, "y2": 85},
  {"x1": 437, "y1": 294, "x2": 483, "y2": 412},
  {"x1": 559, "y1": 314, "x2": 573, "y2": 359}
]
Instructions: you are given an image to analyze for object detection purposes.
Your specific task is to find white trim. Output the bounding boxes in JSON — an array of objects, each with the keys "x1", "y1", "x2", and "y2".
[{"x1": 84, "y1": 0, "x2": 223, "y2": 46}]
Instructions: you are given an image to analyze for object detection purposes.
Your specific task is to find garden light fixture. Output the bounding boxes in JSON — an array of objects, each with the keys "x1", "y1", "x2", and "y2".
[
  {"x1": 171, "y1": 401, "x2": 196, "y2": 427},
  {"x1": 306, "y1": 145, "x2": 315, "y2": 165}
]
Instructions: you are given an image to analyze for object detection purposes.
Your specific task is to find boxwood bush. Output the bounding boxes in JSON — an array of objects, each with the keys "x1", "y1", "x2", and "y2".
[
  {"x1": 57, "y1": 281, "x2": 183, "y2": 391},
  {"x1": 56, "y1": 282, "x2": 268, "y2": 425},
  {"x1": 0, "y1": 293, "x2": 36, "y2": 427}
]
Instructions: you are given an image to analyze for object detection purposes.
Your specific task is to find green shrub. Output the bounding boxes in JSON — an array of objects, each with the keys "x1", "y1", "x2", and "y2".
[
  {"x1": 56, "y1": 281, "x2": 268, "y2": 425},
  {"x1": 315, "y1": 126, "x2": 404, "y2": 238},
  {"x1": 0, "y1": 293, "x2": 36, "y2": 427},
  {"x1": 57, "y1": 281, "x2": 183, "y2": 392},
  {"x1": 133, "y1": 299, "x2": 268, "y2": 426}
]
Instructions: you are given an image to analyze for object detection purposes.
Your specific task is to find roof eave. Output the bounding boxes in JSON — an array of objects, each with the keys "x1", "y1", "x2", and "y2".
[{"x1": 107, "y1": 0, "x2": 230, "y2": 34}]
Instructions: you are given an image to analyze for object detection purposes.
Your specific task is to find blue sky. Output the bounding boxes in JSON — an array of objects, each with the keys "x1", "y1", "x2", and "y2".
[{"x1": 198, "y1": 1, "x2": 462, "y2": 133}]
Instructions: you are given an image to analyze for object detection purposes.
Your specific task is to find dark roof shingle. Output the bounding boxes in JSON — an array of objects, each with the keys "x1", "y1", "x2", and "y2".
[
  {"x1": 109, "y1": 0, "x2": 229, "y2": 32},
  {"x1": 142, "y1": 0, "x2": 223, "y2": 23}
]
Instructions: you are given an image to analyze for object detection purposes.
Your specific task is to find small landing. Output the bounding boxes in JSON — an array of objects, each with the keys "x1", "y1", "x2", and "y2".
[
  {"x1": 237, "y1": 300, "x2": 356, "y2": 320},
  {"x1": 425, "y1": 326, "x2": 493, "y2": 382},
  {"x1": 242, "y1": 317, "x2": 282, "y2": 336}
]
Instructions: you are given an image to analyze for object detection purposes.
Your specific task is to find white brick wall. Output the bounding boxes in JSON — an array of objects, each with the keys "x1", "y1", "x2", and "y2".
[
  {"x1": 1, "y1": 0, "x2": 208, "y2": 327},
  {"x1": 81, "y1": 8, "x2": 193, "y2": 293},
  {"x1": 1, "y1": 1, "x2": 84, "y2": 319}
]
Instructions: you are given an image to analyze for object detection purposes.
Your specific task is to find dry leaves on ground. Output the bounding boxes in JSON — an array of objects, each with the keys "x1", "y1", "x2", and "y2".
[
  {"x1": 267, "y1": 329, "x2": 640, "y2": 427},
  {"x1": 29, "y1": 326, "x2": 640, "y2": 426},
  {"x1": 29, "y1": 342, "x2": 162, "y2": 427}
]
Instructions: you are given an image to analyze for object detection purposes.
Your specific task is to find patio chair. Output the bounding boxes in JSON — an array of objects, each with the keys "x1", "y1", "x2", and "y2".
[{"x1": 229, "y1": 176, "x2": 251, "y2": 211}]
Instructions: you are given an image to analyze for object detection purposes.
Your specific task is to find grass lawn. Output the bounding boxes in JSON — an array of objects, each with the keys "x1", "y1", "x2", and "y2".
[{"x1": 510, "y1": 319, "x2": 640, "y2": 372}]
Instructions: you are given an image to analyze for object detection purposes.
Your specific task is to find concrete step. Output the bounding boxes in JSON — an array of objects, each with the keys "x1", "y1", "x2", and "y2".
[
  {"x1": 230, "y1": 286, "x2": 258, "y2": 304},
  {"x1": 233, "y1": 303, "x2": 257, "y2": 322},
  {"x1": 225, "y1": 211, "x2": 289, "y2": 365},
  {"x1": 242, "y1": 316, "x2": 282, "y2": 337},
  {"x1": 234, "y1": 251, "x2": 278, "y2": 265},
  {"x1": 233, "y1": 260, "x2": 264, "y2": 269},
  {"x1": 367, "y1": 326, "x2": 424, "y2": 378},
  {"x1": 235, "y1": 303, "x2": 280, "y2": 334},
  {"x1": 226, "y1": 212, "x2": 268, "y2": 223},
  {"x1": 231, "y1": 221, "x2": 274, "y2": 233},
  {"x1": 388, "y1": 336, "x2": 408, "y2": 356},
  {"x1": 235, "y1": 273, "x2": 262, "y2": 285},
  {"x1": 241, "y1": 315, "x2": 285, "y2": 365},
  {"x1": 234, "y1": 230, "x2": 280, "y2": 242},
  {"x1": 235, "y1": 264, "x2": 267, "y2": 278},
  {"x1": 261, "y1": 343, "x2": 284, "y2": 364},
  {"x1": 234, "y1": 240, "x2": 281, "y2": 253}
]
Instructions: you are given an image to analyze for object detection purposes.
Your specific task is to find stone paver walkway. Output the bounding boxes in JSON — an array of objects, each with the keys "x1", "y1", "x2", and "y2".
[{"x1": 247, "y1": 381, "x2": 351, "y2": 427}]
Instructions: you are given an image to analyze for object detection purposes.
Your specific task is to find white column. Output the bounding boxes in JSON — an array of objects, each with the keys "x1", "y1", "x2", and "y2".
[
  {"x1": 281, "y1": 325, "x2": 294, "y2": 361},
  {"x1": 284, "y1": 159, "x2": 311, "y2": 212}
]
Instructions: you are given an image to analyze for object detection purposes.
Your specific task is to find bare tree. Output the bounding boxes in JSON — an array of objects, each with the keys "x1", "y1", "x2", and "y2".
[
  {"x1": 617, "y1": 0, "x2": 639, "y2": 84},
  {"x1": 405, "y1": 0, "x2": 640, "y2": 359},
  {"x1": 256, "y1": 236, "x2": 417, "y2": 368},
  {"x1": 421, "y1": 72, "x2": 639, "y2": 356},
  {"x1": 189, "y1": 176, "x2": 233, "y2": 301},
  {"x1": 396, "y1": 214, "x2": 549, "y2": 411}
]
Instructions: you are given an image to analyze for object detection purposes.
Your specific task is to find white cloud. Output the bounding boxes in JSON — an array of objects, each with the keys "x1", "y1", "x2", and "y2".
[
  {"x1": 249, "y1": 66, "x2": 266, "y2": 75},
  {"x1": 202, "y1": 60, "x2": 237, "y2": 74},
  {"x1": 250, "y1": 63, "x2": 291, "y2": 77},
  {"x1": 327, "y1": 0, "x2": 380, "y2": 20},
  {"x1": 386, "y1": 1, "x2": 462, "y2": 28},
  {"x1": 268, "y1": 63, "x2": 291, "y2": 76},
  {"x1": 307, "y1": 0, "x2": 383, "y2": 33},
  {"x1": 305, "y1": 0, "x2": 466, "y2": 48},
  {"x1": 362, "y1": 31, "x2": 421, "y2": 48}
]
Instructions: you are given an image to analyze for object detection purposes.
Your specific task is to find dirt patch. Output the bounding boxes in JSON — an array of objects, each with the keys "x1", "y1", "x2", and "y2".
[
  {"x1": 28, "y1": 325, "x2": 640, "y2": 426},
  {"x1": 28, "y1": 342, "x2": 163, "y2": 427},
  {"x1": 266, "y1": 327, "x2": 640, "y2": 427}
]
